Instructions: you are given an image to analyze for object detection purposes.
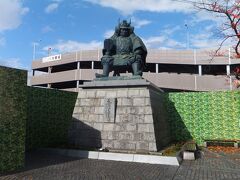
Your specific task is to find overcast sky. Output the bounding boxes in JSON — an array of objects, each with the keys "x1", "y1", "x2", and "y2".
[{"x1": 0, "y1": 0, "x2": 226, "y2": 72}]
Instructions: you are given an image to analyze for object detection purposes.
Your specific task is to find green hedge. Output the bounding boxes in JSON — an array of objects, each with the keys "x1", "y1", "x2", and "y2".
[
  {"x1": 165, "y1": 91, "x2": 240, "y2": 144},
  {"x1": 26, "y1": 87, "x2": 77, "y2": 150},
  {"x1": 0, "y1": 66, "x2": 27, "y2": 173},
  {"x1": 1, "y1": 65, "x2": 239, "y2": 172}
]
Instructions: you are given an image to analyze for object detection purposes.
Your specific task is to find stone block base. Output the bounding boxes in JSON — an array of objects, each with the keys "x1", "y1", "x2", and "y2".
[{"x1": 69, "y1": 79, "x2": 171, "y2": 152}]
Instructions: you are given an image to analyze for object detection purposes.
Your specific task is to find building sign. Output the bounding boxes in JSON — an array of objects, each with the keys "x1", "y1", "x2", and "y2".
[{"x1": 42, "y1": 54, "x2": 61, "y2": 63}]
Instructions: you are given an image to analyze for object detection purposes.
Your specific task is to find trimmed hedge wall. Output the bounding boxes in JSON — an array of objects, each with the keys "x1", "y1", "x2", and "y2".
[
  {"x1": 165, "y1": 91, "x2": 240, "y2": 144},
  {"x1": 0, "y1": 66, "x2": 27, "y2": 173},
  {"x1": 26, "y1": 87, "x2": 77, "y2": 150},
  {"x1": 1, "y1": 65, "x2": 239, "y2": 172}
]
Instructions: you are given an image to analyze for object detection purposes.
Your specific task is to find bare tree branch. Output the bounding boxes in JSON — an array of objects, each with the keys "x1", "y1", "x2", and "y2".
[{"x1": 191, "y1": 0, "x2": 240, "y2": 56}]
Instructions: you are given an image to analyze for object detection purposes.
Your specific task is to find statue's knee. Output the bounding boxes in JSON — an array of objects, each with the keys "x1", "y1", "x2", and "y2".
[
  {"x1": 101, "y1": 55, "x2": 113, "y2": 64},
  {"x1": 132, "y1": 62, "x2": 142, "y2": 76}
]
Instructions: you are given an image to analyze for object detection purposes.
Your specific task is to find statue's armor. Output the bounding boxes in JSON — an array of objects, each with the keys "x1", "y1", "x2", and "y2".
[
  {"x1": 116, "y1": 37, "x2": 132, "y2": 54},
  {"x1": 112, "y1": 36, "x2": 135, "y2": 66},
  {"x1": 96, "y1": 20, "x2": 147, "y2": 78}
]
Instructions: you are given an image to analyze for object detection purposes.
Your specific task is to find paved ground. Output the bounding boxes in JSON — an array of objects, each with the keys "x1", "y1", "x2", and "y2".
[{"x1": 0, "y1": 148, "x2": 240, "y2": 180}]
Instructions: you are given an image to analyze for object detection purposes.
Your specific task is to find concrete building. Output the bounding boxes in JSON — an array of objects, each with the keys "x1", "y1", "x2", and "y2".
[{"x1": 31, "y1": 48, "x2": 240, "y2": 92}]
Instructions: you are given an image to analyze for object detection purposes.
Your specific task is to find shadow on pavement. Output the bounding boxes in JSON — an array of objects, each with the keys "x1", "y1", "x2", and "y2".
[{"x1": 0, "y1": 150, "x2": 82, "y2": 176}]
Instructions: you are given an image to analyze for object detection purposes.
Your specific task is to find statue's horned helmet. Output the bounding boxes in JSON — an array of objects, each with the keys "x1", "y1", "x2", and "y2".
[
  {"x1": 115, "y1": 19, "x2": 134, "y2": 35},
  {"x1": 119, "y1": 20, "x2": 131, "y2": 29}
]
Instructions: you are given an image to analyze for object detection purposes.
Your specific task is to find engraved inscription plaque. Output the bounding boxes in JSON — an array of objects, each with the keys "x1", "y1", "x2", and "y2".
[{"x1": 104, "y1": 98, "x2": 116, "y2": 122}]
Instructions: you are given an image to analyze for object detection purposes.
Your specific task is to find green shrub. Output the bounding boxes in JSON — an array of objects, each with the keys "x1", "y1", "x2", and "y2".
[
  {"x1": 0, "y1": 66, "x2": 27, "y2": 173},
  {"x1": 26, "y1": 87, "x2": 77, "y2": 150}
]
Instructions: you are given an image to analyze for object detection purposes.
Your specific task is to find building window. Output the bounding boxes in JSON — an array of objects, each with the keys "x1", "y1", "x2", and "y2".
[
  {"x1": 202, "y1": 65, "x2": 226, "y2": 75},
  {"x1": 80, "y1": 61, "x2": 92, "y2": 69},
  {"x1": 51, "y1": 62, "x2": 77, "y2": 73},
  {"x1": 144, "y1": 63, "x2": 156, "y2": 72},
  {"x1": 158, "y1": 64, "x2": 198, "y2": 74},
  {"x1": 51, "y1": 81, "x2": 77, "y2": 89}
]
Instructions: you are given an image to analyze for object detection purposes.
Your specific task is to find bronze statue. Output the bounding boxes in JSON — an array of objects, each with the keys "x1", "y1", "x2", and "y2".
[{"x1": 96, "y1": 20, "x2": 147, "y2": 77}]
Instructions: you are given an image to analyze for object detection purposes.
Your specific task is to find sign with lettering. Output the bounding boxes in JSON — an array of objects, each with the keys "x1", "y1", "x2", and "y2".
[
  {"x1": 42, "y1": 54, "x2": 61, "y2": 63},
  {"x1": 104, "y1": 98, "x2": 116, "y2": 123}
]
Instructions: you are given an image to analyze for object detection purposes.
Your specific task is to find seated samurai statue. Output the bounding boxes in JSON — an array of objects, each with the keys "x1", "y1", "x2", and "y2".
[{"x1": 96, "y1": 20, "x2": 147, "y2": 77}]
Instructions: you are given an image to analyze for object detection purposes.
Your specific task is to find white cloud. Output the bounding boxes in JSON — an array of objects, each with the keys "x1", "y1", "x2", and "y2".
[
  {"x1": 104, "y1": 30, "x2": 114, "y2": 38},
  {"x1": 45, "y1": 3, "x2": 59, "y2": 13},
  {"x1": 131, "y1": 17, "x2": 151, "y2": 28},
  {"x1": 191, "y1": 33, "x2": 222, "y2": 49},
  {"x1": 0, "y1": 0, "x2": 29, "y2": 32},
  {"x1": 84, "y1": 0, "x2": 193, "y2": 15},
  {"x1": 0, "y1": 58, "x2": 25, "y2": 69},
  {"x1": 143, "y1": 24, "x2": 230, "y2": 50},
  {"x1": 190, "y1": 25, "x2": 226, "y2": 49},
  {"x1": 143, "y1": 35, "x2": 184, "y2": 49},
  {"x1": 143, "y1": 36, "x2": 166, "y2": 49},
  {"x1": 190, "y1": 10, "x2": 223, "y2": 25},
  {"x1": 166, "y1": 39, "x2": 185, "y2": 48},
  {"x1": 42, "y1": 25, "x2": 54, "y2": 33},
  {"x1": 143, "y1": 24, "x2": 185, "y2": 50},
  {"x1": 161, "y1": 25, "x2": 181, "y2": 35},
  {"x1": 43, "y1": 40, "x2": 102, "y2": 53}
]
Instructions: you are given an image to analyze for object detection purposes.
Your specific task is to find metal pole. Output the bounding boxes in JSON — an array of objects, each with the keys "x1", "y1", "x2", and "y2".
[
  {"x1": 48, "y1": 48, "x2": 52, "y2": 56},
  {"x1": 185, "y1": 24, "x2": 189, "y2": 49},
  {"x1": 228, "y1": 47, "x2": 231, "y2": 64},
  {"x1": 32, "y1": 40, "x2": 42, "y2": 60},
  {"x1": 194, "y1": 49, "x2": 196, "y2": 64},
  {"x1": 33, "y1": 43, "x2": 36, "y2": 60}
]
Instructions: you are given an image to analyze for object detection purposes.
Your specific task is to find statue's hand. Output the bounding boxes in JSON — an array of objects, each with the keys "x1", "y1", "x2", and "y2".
[
  {"x1": 126, "y1": 54, "x2": 142, "y2": 66},
  {"x1": 127, "y1": 56, "x2": 136, "y2": 66}
]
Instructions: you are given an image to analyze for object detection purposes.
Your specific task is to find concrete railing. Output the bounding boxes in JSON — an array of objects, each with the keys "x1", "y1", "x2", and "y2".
[{"x1": 32, "y1": 48, "x2": 240, "y2": 69}]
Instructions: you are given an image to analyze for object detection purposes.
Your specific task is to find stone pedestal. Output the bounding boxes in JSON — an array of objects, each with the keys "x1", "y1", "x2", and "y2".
[{"x1": 69, "y1": 78, "x2": 171, "y2": 152}]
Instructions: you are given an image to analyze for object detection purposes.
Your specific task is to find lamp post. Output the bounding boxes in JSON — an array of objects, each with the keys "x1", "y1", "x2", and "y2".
[
  {"x1": 48, "y1": 47, "x2": 52, "y2": 56},
  {"x1": 185, "y1": 24, "x2": 189, "y2": 49},
  {"x1": 33, "y1": 42, "x2": 37, "y2": 60},
  {"x1": 32, "y1": 40, "x2": 42, "y2": 60}
]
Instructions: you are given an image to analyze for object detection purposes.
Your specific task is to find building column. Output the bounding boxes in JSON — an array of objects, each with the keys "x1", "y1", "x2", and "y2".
[
  {"x1": 226, "y1": 65, "x2": 230, "y2": 76},
  {"x1": 48, "y1": 66, "x2": 52, "y2": 74},
  {"x1": 92, "y1": 61, "x2": 94, "y2": 70},
  {"x1": 194, "y1": 75, "x2": 197, "y2": 91},
  {"x1": 32, "y1": 70, "x2": 35, "y2": 76},
  {"x1": 47, "y1": 67, "x2": 52, "y2": 88},
  {"x1": 156, "y1": 64, "x2": 159, "y2": 73},
  {"x1": 198, "y1": 65, "x2": 202, "y2": 76}
]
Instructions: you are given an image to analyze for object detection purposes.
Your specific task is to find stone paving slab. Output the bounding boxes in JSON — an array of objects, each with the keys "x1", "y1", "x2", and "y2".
[
  {"x1": 173, "y1": 149, "x2": 240, "y2": 180},
  {"x1": 0, "y1": 151, "x2": 177, "y2": 180},
  {"x1": 0, "y1": 149, "x2": 240, "y2": 180}
]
